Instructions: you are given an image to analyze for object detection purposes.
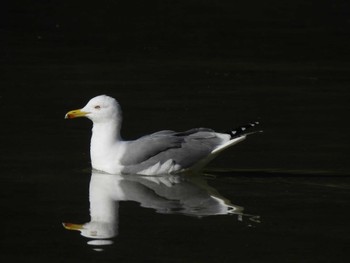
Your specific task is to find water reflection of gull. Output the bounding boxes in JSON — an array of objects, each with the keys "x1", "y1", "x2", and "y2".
[{"x1": 63, "y1": 171, "x2": 259, "y2": 249}]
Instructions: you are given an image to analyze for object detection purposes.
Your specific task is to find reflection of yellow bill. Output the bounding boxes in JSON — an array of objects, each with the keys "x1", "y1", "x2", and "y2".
[
  {"x1": 64, "y1": 109, "x2": 89, "y2": 119},
  {"x1": 62, "y1": 222, "x2": 83, "y2": 231}
]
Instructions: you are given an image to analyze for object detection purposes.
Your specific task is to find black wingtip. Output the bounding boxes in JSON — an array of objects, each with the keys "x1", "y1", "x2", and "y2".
[{"x1": 226, "y1": 121, "x2": 261, "y2": 138}]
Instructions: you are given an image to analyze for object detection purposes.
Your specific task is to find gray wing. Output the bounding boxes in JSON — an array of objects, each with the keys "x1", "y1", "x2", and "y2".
[
  {"x1": 121, "y1": 128, "x2": 224, "y2": 173},
  {"x1": 120, "y1": 132, "x2": 182, "y2": 166}
]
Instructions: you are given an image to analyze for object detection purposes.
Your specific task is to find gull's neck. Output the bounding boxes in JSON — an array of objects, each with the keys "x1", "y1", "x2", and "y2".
[
  {"x1": 90, "y1": 119, "x2": 122, "y2": 167},
  {"x1": 91, "y1": 120, "x2": 121, "y2": 144}
]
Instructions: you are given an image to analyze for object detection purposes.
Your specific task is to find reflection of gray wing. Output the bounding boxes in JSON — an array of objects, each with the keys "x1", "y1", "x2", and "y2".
[
  {"x1": 122, "y1": 174, "x2": 244, "y2": 217},
  {"x1": 121, "y1": 128, "x2": 224, "y2": 173}
]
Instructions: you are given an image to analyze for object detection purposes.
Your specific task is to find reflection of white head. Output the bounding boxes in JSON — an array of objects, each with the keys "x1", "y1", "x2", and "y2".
[
  {"x1": 63, "y1": 172, "x2": 124, "y2": 241},
  {"x1": 63, "y1": 221, "x2": 117, "y2": 240}
]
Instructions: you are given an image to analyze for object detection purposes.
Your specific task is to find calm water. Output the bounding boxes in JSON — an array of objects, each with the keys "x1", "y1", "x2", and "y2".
[
  {"x1": 0, "y1": 53, "x2": 349, "y2": 262},
  {"x1": 1, "y1": 164, "x2": 349, "y2": 262}
]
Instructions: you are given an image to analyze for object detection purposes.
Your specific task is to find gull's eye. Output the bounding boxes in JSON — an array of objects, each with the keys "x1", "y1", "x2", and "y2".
[{"x1": 94, "y1": 105, "x2": 101, "y2": 109}]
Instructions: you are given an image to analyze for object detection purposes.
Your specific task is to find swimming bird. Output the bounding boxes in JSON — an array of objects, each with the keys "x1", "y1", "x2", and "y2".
[{"x1": 65, "y1": 95, "x2": 260, "y2": 175}]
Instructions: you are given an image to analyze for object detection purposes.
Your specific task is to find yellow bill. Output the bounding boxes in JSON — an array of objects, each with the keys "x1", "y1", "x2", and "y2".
[{"x1": 64, "y1": 109, "x2": 89, "y2": 119}]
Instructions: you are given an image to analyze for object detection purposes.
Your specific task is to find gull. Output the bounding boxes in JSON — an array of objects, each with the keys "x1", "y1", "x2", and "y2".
[{"x1": 65, "y1": 95, "x2": 260, "y2": 175}]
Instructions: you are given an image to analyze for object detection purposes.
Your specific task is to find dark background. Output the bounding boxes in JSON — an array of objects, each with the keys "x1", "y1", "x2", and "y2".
[{"x1": 2, "y1": 0, "x2": 350, "y2": 62}]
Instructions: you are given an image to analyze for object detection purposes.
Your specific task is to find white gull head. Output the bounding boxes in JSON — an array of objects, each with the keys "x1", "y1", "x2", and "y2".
[
  {"x1": 82, "y1": 95, "x2": 121, "y2": 124},
  {"x1": 65, "y1": 95, "x2": 125, "y2": 173},
  {"x1": 65, "y1": 95, "x2": 121, "y2": 124}
]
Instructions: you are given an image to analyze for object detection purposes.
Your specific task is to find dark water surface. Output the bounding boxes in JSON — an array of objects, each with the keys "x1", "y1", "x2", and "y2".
[
  {"x1": 1, "y1": 165, "x2": 349, "y2": 262},
  {"x1": 1, "y1": 1, "x2": 350, "y2": 262}
]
